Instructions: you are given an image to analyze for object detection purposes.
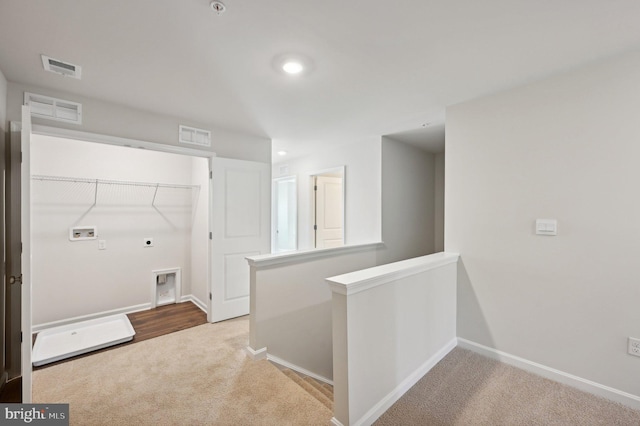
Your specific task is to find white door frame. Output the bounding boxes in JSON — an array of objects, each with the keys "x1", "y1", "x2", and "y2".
[
  {"x1": 271, "y1": 175, "x2": 297, "y2": 253},
  {"x1": 22, "y1": 124, "x2": 216, "y2": 400},
  {"x1": 20, "y1": 107, "x2": 32, "y2": 402},
  {"x1": 310, "y1": 166, "x2": 346, "y2": 248}
]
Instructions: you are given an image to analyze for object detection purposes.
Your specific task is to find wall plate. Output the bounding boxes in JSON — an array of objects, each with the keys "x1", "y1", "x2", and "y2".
[{"x1": 69, "y1": 226, "x2": 97, "y2": 241}]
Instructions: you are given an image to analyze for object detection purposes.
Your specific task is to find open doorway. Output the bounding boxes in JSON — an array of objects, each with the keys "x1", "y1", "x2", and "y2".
[
  {"x1": 29, "y1": 134, "x2": 211, "y2": 335},
  {"x1": 16, "y1": 117, "x2": 270, "y2": 402},
  {"x1": 311, "y1": 167, "x2": 345, "y2": 249},
  {"x1": 272, "y1": 175, "x2": 297, "y2": 253}
]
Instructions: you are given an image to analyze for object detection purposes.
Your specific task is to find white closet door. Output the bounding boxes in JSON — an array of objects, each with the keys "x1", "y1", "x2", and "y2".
[{"x1": 210, "y1": 157, "x2": 270, "y2": 322}]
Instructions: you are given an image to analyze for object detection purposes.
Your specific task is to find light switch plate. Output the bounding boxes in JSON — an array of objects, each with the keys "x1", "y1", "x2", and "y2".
[{"x1": 536, "y1": 219, "x2": 557, "y2": 236}]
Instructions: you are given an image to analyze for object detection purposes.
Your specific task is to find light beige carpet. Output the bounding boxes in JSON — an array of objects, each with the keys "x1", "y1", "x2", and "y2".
[
  {"x1": 33, "y1": 317, "x2": 331, "y2": 425},
  {"x1": 375, "y1": 347, "x2": 640, "y2": 426}
]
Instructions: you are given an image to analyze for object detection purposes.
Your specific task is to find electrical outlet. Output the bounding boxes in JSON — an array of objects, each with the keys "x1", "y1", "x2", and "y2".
[{"x1": 628, "y1": 337, "x2": 640, "y2": 357}]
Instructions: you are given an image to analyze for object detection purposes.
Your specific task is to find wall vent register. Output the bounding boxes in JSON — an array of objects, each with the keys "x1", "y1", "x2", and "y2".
[
  {"x1": 179, "y1": 125, "x2": 211, "y2": 147},
  {"x1": 24, "y1": 92, "x2": 82, "y2": 125}
]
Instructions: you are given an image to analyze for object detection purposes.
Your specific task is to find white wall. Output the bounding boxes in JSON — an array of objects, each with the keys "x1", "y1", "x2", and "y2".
[
  {"x1": 248, "y1": 244, "x2": 380, "y2": 381},
  {"x1": 446, "y1": 50, "x2": 640, "y2": 400},
  {"x1": 0, "y1": 67, "x2": 6, "y2": 133},
  {"x1": 31, "y1": 135, "x2": 207, "y2": 325},
  {"x1": 328, "y1": 253, "x2": 458, "y2": 426},
  {"x1": 434, "y1": 152, "x2": 445, "y2": 252},
  {"x1": 190, "y1": 157, "x2": 210, "y2": 308},
  {"x1": 376, "y1": 137, "x2": 436, "y2": 265},
  {"x1": 273, "y1": 137, "x2": 382, "y2": 250},
  {"x1": 6, "y1": 82, "x2": 271, "y2": 163}
]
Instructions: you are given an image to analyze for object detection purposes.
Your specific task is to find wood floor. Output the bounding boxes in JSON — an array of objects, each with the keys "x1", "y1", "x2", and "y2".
[
  {"x1": 33, "y1": 301, "x2": 207, "y2": 371},
  {"x1": 127, "y1": 301, "x2": 207, "y2": 344}
]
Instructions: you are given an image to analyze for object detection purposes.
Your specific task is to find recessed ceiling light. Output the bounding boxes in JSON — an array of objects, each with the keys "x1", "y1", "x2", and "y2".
[
  {"x1": 273, "y1": 54, "x2": 313, "y2": 76},
  {"x1": 277, "y1": 150, "x2": 288, "y2": 156},
  {"x1": 282, "y1": 62, "x2": 304, "y2": 75}
]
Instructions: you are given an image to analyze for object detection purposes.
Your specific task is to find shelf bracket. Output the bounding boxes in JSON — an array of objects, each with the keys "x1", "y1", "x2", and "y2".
[{"x1": 151, "y1": 183, "x2": 160, "y2": 207}]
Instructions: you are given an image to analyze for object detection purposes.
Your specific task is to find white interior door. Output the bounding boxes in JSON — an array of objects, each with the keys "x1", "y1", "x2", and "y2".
[
  {"x1": 210, "y1": 157, "x2": 270, "y2": 322},
  {"x1": 315, "y1": 176, "x2": 344, "y2": 249}
]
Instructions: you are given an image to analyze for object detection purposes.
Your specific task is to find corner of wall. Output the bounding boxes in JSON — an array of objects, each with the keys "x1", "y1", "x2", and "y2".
[
  {"x1": 377, "y1": 137, "x2": 437, "y2": 265},
  {"x1": 0, "y1": 67, "x2": 7, "y2": 133},
  {"x1": 446, "y1": 50, "x2": 640, "y2": 399}
]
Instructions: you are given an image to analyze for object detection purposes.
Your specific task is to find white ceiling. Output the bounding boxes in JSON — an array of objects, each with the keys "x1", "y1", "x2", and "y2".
[{"x1": 2, "y1": 0, "x2": 640, "y2": 160}]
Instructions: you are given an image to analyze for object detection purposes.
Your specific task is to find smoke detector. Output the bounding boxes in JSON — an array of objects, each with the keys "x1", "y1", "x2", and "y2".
[
  {"x1": 210, "y1": 1, "x2": 226, "y2": 15},
  {"x1": 41, "y1": 55, "x2": 82, "y2": 79}
]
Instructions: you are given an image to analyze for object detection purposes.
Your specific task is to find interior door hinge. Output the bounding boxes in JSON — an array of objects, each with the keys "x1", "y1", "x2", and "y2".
[
  {"x1": 20, "y1": 332, "x2": 23, "y2": 343},
  {"x1": 314, "y1": 224, "x2": 317, "y2": 231},
  {"x1": 314, "y1": 185, "x2": 317, "y2": 191},
  {"x1": 209, "y1": 292, "x2": 212, "y2": 301},
  {"x1": 209, "y1": 232, "x2": 213, "y2": 240},
  {"x1": 209, "y1": 171, "x2": 213, "y2": 179}
]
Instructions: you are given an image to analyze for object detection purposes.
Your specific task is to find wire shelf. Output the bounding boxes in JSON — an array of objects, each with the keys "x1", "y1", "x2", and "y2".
[
  {"x1": 31, "y1": 174, "x2": 200, "y2": 208},
  {"x1": 31, "y1": 175, "x2": 199, "y2": 190}
]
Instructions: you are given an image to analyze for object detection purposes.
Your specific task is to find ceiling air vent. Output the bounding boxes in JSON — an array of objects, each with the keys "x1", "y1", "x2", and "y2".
[
  {"x1": 24, "y1": 92, "x2": 82, "y2": 125},
  {"x1": 179, "y1": 125, "x2": 211, "y2": 147},
  {"x1": 41, "y1": 55, "x2": 82, "y2": 79}
]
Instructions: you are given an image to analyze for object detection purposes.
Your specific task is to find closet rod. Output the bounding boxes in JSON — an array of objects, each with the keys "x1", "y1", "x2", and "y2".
[{"x1": 31, "y1": 175, "x2": 199, "y2": 190}]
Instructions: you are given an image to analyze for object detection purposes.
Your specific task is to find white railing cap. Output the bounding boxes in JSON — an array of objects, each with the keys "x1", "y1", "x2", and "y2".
[
  {"x1": 246, "y1": 242, "x2": 384, "y2": 268},
  {"x1": 326, "y1": 252, "x2": 459, "y2": 296}
]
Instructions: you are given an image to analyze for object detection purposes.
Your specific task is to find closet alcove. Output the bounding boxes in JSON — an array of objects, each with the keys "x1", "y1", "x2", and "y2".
[{"x1": 30, "y1": 134, "x2": 210, "y2": 330}]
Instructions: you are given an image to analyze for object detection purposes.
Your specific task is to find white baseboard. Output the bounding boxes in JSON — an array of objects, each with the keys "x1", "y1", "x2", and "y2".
[
  {"x1": 245, "y1": 346, "x2": 267, "y2": 360},
  {"x1": 330, "y1": 418, "x2": 345, "y2": 426},
  {"x1": 180, "y1": 294, "x2": 207, "y2": 313},
  {"x1": 32, "y1": 303, "x2": 151, "y2": 333},
  {"x1": 352, "y1": 338, "x2": 457, "y2": 426},
  {"x1": 457, "y1": 338, "x2": 640, "y2": 410},
  {"x1": 267, "y1": 353, "x2": 334, "y2": 386}
]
